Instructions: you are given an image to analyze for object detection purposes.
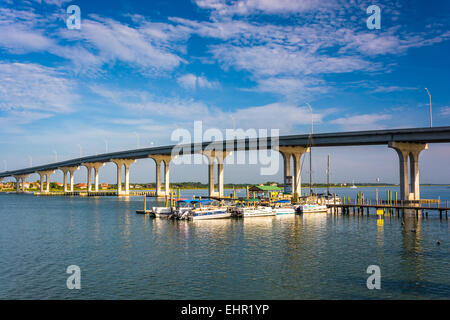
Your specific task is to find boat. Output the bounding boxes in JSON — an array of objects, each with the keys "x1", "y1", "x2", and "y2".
[
  {"x1": 350, "y1": 180, "x2": 357, "y2": 189},
  {"x1": 151, "y1": 206, "x2": 172, "y2": 218},
  {"x1": 273, "y1": 200, "x2": 295, "y2": 215},
  {"x1": 239, "y1": 206, "x2": 276, "y2": 217},
  {"x1": 295, "y1": 203, "x2": 328, "y2": 214},
  {"x1": 188, "y1": 208, "x2": 231, "y2": 220},
  {"x1": 177, "y1": 199, "x2": 232, "y2": 220}
]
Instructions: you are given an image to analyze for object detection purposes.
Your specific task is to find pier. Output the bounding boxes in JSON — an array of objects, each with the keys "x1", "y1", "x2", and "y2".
[{"x1": 327, "y1": 203, "x2": 449, "y2": 219}]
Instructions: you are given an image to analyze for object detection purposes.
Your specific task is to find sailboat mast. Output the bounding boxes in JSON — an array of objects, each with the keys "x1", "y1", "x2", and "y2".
[
  {"x1": 309, "y1": 147, "x2": 312, "y2": 195},
  {"x1": 327, "y1": 154, "x2": 330, "y2": 195}
]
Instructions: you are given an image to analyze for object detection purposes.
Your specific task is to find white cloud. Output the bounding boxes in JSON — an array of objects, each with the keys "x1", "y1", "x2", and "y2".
[
  {"x1": 194, "y1": 0, "x2": 334, "y2": 15},
  {"x1": 90, "y1": 85, "x2": 329, "y2": 135},
  {"x1": 329, "y1": 113, "x2": 392, "y2": 131},
  {"x1": 0, "y1": 62, "x2": 77, "y2": 114},
  {"x1": 0, "y1": 8, "x2": 54, "y2": 53},
  {"x1": 211, "y1": 44, "x2": 373, "y2": 77},
  {"x1": 33, "y1": 0, "x2": 72, "y2": 6},
  {"x1": 67, "y1": 16, "x2": 184, "y2": 74},
  {"x1": 441, "y1": 107, "x2": 450, "y2": 117},
  {"x1": 177, "y1": 73, "x2": 219, "y2": 90},
  {"x1": 249, "y1": 77, "x2": 328, "y2": 101},
  {"x1": 373, "y1": 86, "x2": 418, "y2": 93}
]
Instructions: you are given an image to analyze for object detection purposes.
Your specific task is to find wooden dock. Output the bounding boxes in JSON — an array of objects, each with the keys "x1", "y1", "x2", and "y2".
[{"x1": 327, "y1": 203, "x2": 450, "y2": 219}]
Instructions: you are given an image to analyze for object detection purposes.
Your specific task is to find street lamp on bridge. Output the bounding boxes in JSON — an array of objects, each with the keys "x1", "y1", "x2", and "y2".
[{"x1": 425, "y1": 88, "x2": 433, "y2": 128}]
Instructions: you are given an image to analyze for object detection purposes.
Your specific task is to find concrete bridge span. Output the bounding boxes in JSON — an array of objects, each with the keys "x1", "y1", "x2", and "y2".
[{"x1": 1, "y1": 126, "x2": 450, "y2": 200}]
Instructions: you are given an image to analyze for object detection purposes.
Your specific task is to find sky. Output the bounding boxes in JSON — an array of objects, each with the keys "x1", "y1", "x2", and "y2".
[{"x1": 0, "y1": 0, "x2": 449, "y2": 185}]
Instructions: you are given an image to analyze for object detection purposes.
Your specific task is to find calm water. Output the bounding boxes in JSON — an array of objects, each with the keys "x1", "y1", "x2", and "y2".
[{"x1": 0, "y1": 186, "x2": 449, "y2": 300}]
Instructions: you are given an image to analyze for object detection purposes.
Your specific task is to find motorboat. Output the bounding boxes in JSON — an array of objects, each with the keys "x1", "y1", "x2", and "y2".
[
  {"x1": 188, "y1": 208, "x2": 232, "y2": 220},
  {"x1": 273, "y1": 200, "x2": 295, "y2": 215},
  {"x1": 178, "y1": 199, "x2": 232, "y2": 220},
  {"x1": 295, "y1": 203, "x2": 328, "y2": 214},
  {"x1": 238, "y1": 206, "x2": 276, "y2": 217},
  {"x1": 151, "y1": 206, "x2": 172, "y2": 218}
]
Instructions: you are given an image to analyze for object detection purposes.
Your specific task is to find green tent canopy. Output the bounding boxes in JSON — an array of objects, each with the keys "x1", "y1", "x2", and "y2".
[{"x1": 248, "y1": 185, "x2": 283, "y2": 192}]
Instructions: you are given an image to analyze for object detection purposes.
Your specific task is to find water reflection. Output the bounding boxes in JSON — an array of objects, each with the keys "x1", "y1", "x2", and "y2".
[{"x1": 1, "y1": 191, "x2": 449, "y2": 299}]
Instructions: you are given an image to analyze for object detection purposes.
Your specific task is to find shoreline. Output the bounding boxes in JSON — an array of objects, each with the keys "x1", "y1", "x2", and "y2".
[{"x1": 0, "y1": 184, "x2": 449, "y2": 193}]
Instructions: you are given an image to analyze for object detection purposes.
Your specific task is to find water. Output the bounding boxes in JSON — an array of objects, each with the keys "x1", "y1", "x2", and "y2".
[{"x1": 0, "y1": 186, "x2": 449, "y2": 299}]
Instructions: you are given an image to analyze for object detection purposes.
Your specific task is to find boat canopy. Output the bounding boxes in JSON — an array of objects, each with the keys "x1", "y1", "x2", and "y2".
[
  {"x1": 274, "y1": 200, "x2": 290, "y2": 203},
  {"x1": 191, "y1": 199, "x2": 213, "y2": 204},
  {"x1": 249, "y1": 185, "x2": 283, "y2": 192},
  {"x1": 176, "y1": 199, "x2": 191, "y2": 203}
]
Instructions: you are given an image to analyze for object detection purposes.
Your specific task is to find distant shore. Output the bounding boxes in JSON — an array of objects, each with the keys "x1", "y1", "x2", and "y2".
[{"x1": 1, "y1": 184, "x2": 449, "y2": 193}]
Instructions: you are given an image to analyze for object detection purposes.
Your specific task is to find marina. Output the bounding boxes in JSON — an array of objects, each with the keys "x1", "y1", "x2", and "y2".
[{"x1": 1, "y1": 186, "x2": 449, "y2": 299}]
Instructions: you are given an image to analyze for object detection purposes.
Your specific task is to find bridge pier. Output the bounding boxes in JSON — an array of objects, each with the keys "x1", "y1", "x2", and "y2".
[
  {"x1": 60, "y1": 166, "x2": 80, "y2": 192},
  {"x1": 149, "y1": 155, "x2": 172, "y2": 197},
  {"x1": 112, "y1": 159, "x2": 136, "y2": 196},
  {"x1": 389, "y1": 142, "x2": 428, "y2": 201},
  {"x1": 13, "y1": 174, "x2": 30, "y2": 193},
  {"x1": 83, "y1": 162, "x2": 105, "y2": 192},
  {"x1": 279, "y1": 146, "x2": 309, "y2": 196},
  {"x1": 202, "y1": 151, "x2": 231, "y2": 198},
  {"x1": 38, "y1": 170, "x2": 55, "y2": 193}
]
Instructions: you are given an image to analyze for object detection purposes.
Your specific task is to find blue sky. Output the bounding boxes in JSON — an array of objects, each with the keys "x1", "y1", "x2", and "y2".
[{"x1": 0, "y1": 0, "x2": 449, "y2": 185}]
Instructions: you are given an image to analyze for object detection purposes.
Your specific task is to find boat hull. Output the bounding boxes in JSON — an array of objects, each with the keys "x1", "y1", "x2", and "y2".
[
  {"x1": 190, "y1": 211, "x2": 231, "y2": 220},
  {"x1": 274, "y1": 208, "x2": 295, "y2": 215}
]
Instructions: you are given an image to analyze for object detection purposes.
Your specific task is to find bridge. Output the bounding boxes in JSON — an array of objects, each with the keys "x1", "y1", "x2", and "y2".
[{"x1": 1, "y1": 126, "x2": 450, "y2": 201}]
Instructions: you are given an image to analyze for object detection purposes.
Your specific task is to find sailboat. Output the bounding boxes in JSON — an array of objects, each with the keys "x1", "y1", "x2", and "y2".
[
  {"x1": 295, "y1": 129, "x2": 328, "y2": 214},
  {"x1": 350, "y1": 180, "x2": 357, "y2": 189}
]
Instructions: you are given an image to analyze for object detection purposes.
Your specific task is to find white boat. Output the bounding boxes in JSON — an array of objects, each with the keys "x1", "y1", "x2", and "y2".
[
  {"x1": 296, "y1": 204, "x2": 328, "y2": 214},
  {"x1": 273, "y1": 200, "x2": 295, "y2": 215},
  {"x1": 239, "y1": 206, "x2": 276, "y2": 217},
  {"x1": 151, "y1": 206, "x2": 172, "y2": 218},
  {"x1": 189, "y1": 208, "x2": 231, "y2": 220},
  {"x1": 350, "y1": 180, "x2": 357, "y2": 189}
]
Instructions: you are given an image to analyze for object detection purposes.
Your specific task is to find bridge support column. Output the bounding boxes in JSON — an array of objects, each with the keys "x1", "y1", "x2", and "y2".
[
  {"x1": 14, "y1": 176, "x2": 20, "y2": 193},
  {"x1": 202, "y1": 151, "x2": 231, "y2": 198},
  {"x1": 279, "y1": 146, "x2": 309, "y2": 196},
  {"x1": 60, "y1": 166, "x2": 80, "y2": 193},
  {"x1": 149, "y1": 155, "x2": 172, "y2": 197},
  {"x1": 389, "y1": 142, "x2": 428, "y2": 201},
  {"x1": 13, "y1": 175, "x2": 29, "y2": 193},
  {"x1": 38, "y1": 170, "x2": 55, "y2": 193},
  {"x1": 112, "y1": 159, "x2": 136, "y2": 196},
  {"x1": 83, "y1": 163, "x2": 105, "y2": 192}
]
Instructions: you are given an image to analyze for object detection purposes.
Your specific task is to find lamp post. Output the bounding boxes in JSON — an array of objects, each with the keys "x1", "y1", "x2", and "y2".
[
  {"x1": 53, "y1": 150, "x2": 58, "y2": 162},
  {"x1": 77, "y1": 144, "x2": 82, "y2": 157},
  {"x1": 104, "y1": 139, "x2": 108, "y2": 153},
  {"x1": 425, "y1": 88, "x2": 432, "y2": 128}
]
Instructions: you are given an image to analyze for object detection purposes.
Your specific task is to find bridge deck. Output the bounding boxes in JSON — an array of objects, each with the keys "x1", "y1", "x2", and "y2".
[{"x1": 1, "y1": 126, "x2": 450, "y2": 178}]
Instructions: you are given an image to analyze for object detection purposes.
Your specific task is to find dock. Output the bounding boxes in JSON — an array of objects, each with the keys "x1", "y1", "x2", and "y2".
[{"x1": 327, "y1": 203, "x2": 450, "y2": 219}]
